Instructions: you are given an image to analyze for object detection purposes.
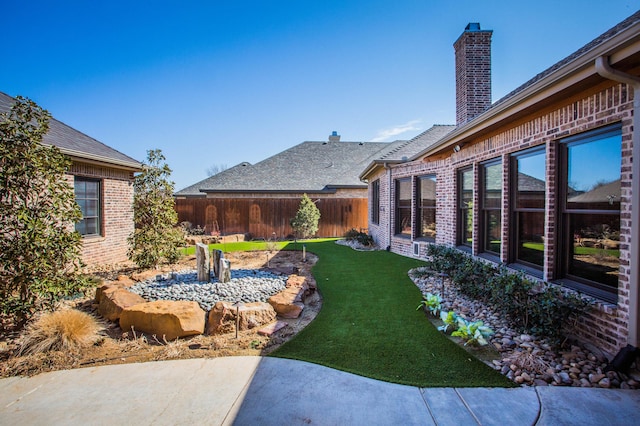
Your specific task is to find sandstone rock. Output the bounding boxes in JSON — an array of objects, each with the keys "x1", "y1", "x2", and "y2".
[
  {"x1": 206, "y1": 301, "x2": 277, "y2": 335},
  {"x1": 116, "y1": 275, "x2": 136, "y2": 287},
  {"x1": 268, "y1": 288, "x2": 305, "y2": 319},
  {"x1": 258, "y1": 320, "x2": 288, "y2": 336},
  {"x1": 98, "y1": 287, "x2": 146, "y2": 321},
  {"x1": 131, "y1": 269, "x2": 163, "y2": 282},
  {"x1": 95, "y1": 283, "x2": 118, "y2": 303},
  {"x1": 120, "y1": 300, "x2": 205, "y2": 340}
]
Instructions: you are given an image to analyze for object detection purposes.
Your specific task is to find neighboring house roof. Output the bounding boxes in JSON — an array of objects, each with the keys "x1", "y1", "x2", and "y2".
[
  {"x1": 569, "y1": 179, "x2": 621, "y2": 204},
  {"x1": 517, "y1": 173, "x2": 546, "y2": 192},
  {"x1": 359, "y1": 124, "x2": 456, "y2": 180},
  {"x1": 0, "y1": 92, "x2": 141, "y2": 171},
  {"x1": 409, "y1": 10, "x2": 640, "y2": 160},
  {"x1": 175, "y1": 140, "x2": 391, "y2": 197}
]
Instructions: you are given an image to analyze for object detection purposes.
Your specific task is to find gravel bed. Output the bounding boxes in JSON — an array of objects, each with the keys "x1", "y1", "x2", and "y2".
[
  {"x1": 410, "y1": 267, "x2": 639, "y2": 389},
  {"x1": 128, "y1": 269, "x2": 287, "y2": 312}
]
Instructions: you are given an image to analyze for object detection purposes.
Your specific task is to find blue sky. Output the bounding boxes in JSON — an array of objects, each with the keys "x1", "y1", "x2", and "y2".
[{"x1": 2, "y1": 1, "x2": 637, "y2": 191}]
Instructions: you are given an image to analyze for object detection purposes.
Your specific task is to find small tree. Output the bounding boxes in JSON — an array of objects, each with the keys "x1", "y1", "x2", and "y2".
[
  {"x1": 128, "y1": 149, "x2": 183, "y2": 268},
  {"x1": 206, "y1": 163, "x2": 228, "y2": 176},
  {"x1": 0, "y1": 97, "x2": 86, "y2": 321},
  {"x1": 290, "y1": 194, "x2": 321, "y2": 239}
]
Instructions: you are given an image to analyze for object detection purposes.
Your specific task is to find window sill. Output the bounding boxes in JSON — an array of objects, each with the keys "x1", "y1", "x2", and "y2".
[
  {"x1": 81, "y1": 235, "x2": 106, "y2": 243},
  {"x1": 414, "y1": 237, "x2": 435, "y2": 243},
  {"x1": 508, "y1": 263, "x2": 544, "y2": 280},
  {"x1": 552, "y1": 278, "x2": 618, "y2": 305},
  {"x1": 477, "y1": 252, "x2": 501, "y2": 264},
  {"x1": 393, "y1": 234, "x2": 412, "y2": 239}
]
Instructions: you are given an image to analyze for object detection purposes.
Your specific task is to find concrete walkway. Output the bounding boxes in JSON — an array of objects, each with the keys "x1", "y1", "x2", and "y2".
[{"x1": 0, "y1": 356, "x2": 638, "y2": 425}]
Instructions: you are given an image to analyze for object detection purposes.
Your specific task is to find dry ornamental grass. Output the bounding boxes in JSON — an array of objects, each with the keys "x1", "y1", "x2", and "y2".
[{"x1": 18, "y1": 309, "x2": 103, "y2": 356}]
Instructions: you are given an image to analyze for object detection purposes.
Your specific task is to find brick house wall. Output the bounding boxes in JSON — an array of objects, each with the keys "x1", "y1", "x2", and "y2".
[
  {"x1": 68, "y1": 162, "x2": 135, "y2": 265},
  {"x1": 371, "y1": 82, "x2": 633, "y2": 355}
]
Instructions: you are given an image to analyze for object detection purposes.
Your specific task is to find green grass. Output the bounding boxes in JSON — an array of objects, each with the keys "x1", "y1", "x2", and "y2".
[{"x1": 270, "y1": 240, "x2": 514, "y2": 388}]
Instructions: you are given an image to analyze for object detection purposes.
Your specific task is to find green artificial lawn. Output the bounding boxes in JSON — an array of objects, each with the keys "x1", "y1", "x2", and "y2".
[{"x1": 270, "y1": 240, "x2": 514, "y2": 388}]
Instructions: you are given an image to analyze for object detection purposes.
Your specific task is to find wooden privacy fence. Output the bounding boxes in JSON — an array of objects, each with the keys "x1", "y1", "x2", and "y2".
[{"x1": 174, "y1": 197, "x2": 369, "y2": 239}]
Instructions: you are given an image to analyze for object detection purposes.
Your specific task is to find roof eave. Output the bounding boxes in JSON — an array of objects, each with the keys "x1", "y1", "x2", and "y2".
[
  {"x1": 50, "y1": 145, "x2": 143, "y2": 171},
  {"x1": 359, "y1": 159, "x2": 402, "y2": 181}
]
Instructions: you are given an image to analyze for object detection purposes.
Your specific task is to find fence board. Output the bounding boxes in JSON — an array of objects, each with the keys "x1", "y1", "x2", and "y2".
[{"x1": 175, "y1": 197, "x2": 368, "y2": 239}]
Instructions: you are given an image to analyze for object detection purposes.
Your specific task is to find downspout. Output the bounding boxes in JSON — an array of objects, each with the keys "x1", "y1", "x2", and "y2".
[
  {"x1": 385, "y1": 162, "x2": 392, "y2": 251},
  {"x1": 595, "y1": 56, "x2": 640, "y2": 348}
]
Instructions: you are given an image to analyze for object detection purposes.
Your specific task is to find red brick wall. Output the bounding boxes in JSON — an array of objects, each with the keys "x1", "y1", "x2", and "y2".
[
  {"x1": 68, "y1": 162, "x2": 135, "y2": 265},
  {"x1": 454, "y1": 26, "x2": 492, "y2": 125},
  {"x1": 375, "y1": 82, "x2": 634, "y2": 355}
]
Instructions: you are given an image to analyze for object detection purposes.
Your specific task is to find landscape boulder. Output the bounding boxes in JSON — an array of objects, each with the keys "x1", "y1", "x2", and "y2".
[
  {"x1": 120, "y1": 300, "x2": 205, "y2": 340},
  {"x1": 206, "y1": 301, "x2": 277, "y2": 335},
  {"x1": 97, "y1": 285, "x2": 147, "y2": 321},
  {"x1": 267, "y1": 275, "x2": 312, "y2": 319}
]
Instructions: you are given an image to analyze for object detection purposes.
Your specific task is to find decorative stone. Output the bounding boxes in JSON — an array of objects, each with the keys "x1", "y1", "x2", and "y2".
[
  {"x1": 219, "y1": 258, "x2": 231, "y2": 283},
  {"x1": 97, "y1": 286, "x2": 146, "y2": 321},
  {"x1": 206, "y1": 301, "x2": 277, "y2": 335},
  {"x1": 598, "y1": 377, "x2": 611, "y2": 388},
  {"x1": 258, "y1": 320, "x2": 288, "y2": 336},
  {"x1": 116, "y1": 275, "x2": 136, "y2": 287},
  {"x1": 212, "y1": 249, "x2": 223, "y2": 277},
  {"x1": 196, "y1": 243, "x2": 210, "y2": 282},
  {"x1": 120, "y1": 300, "x2": 205, "y2": 340},
  {"x1": 268, "y1": 284, "x2": 306, "y2": 319}
]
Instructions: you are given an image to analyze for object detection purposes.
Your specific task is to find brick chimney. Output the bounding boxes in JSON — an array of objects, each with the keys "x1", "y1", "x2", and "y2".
[{"x1": 454, "y1": 23, "x2": 492, "y2": 126}]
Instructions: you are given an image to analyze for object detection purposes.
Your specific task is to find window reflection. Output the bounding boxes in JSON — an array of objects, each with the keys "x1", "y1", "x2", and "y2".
[
  {"x1": 482, "y1": 162, "x2": 502, "y2": 254},
  {"x1": 563, "y1": 127, "x2": 621, "y2": 296},
  {"x1": 417, "y1": 175, "x2": 436, "y2": 240},
  {"x1": 513, "y1": 149, "x2": 546, "y2": 268}
]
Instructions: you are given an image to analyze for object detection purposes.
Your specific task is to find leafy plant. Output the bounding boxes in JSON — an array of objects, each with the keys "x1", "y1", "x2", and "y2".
[
  {"x1": 423, "y1": 244, "x2": 593, "y2": 344},
  {"x1": 438, "y1": 310, "x2": 458, "y2": 333},
  {"x1": 451, "y1": 318, "x2": 494, "y2": 346},
  {"x1": 417, "y1": 292, "x2": 442, "y2": 316},
  {"x1": 290, "y1": 193, "x2": 321, "y2": 239},
  {"x1": 128, "y1": 149, "x2": 184, "y2": 268},
  {"x1": 344, "y1": 228, "x2": 374, "y2": 246},
  {"x1": 0, "y1": 97, "x2": 88, "y2": 321}
]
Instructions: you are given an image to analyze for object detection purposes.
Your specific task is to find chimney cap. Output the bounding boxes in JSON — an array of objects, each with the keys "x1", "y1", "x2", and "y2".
[
  {"x1": 465, "y1": 22, "x2": 481, "y2": 31},
  {"x1": 328, "y1": 131, "x2": 341, "y2": 142}
]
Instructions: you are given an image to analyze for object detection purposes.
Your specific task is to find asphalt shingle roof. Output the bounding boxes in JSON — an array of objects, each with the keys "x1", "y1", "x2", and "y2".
[
  {"x1": 175, "y1": 140, "x2": 391, "y2": 196},
  {"x1": 0, "y1": 92, "x2": 141, "y2": 169},
  {"x1": 377, "y1": 125, "x2": 456, "y2": 161}
]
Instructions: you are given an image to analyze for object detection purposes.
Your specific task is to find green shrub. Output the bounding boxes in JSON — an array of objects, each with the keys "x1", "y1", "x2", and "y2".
[
  {"x1": 423, "y1": 244, "x2": 593, "y2": 344},
  {"x1": 290, "y1": 194, "x2": 321, "y2": 239},
  {"x1": 344, "y1": 228, "x2": 374, "y2": 246},
  {"x1": 128, "y1": 149, "x2": 184, "y2": 268},
  {"x1": 1, "y1": 97, "x2": 88, "y2": 321}
]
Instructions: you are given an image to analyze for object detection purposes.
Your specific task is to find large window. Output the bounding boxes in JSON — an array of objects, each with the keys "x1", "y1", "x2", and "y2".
[
  {"x1": 512, "y1": 148, "x2": 546, "y2": 269},
  {"x1": 416, "y1": 175, "x2": 436, "y2": 240},
  {"x1": 74, "y1": 177, "x2": 101, "y2": 236},
  {"x1": 371, "y1": 179, "x2": 380, "y2": 225},
  {"x1": 560, "y1": 125, "x2": 621, "y2": 301},
  {"x1": 395, "y1": 178, "x2": 412, "y2": 236},
  {"x1": 457, "y1": 168, "x2": 473, "y2": 247},
  {"x1": 481, "y1": 161, "x2": 502, "y2": 255}
]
